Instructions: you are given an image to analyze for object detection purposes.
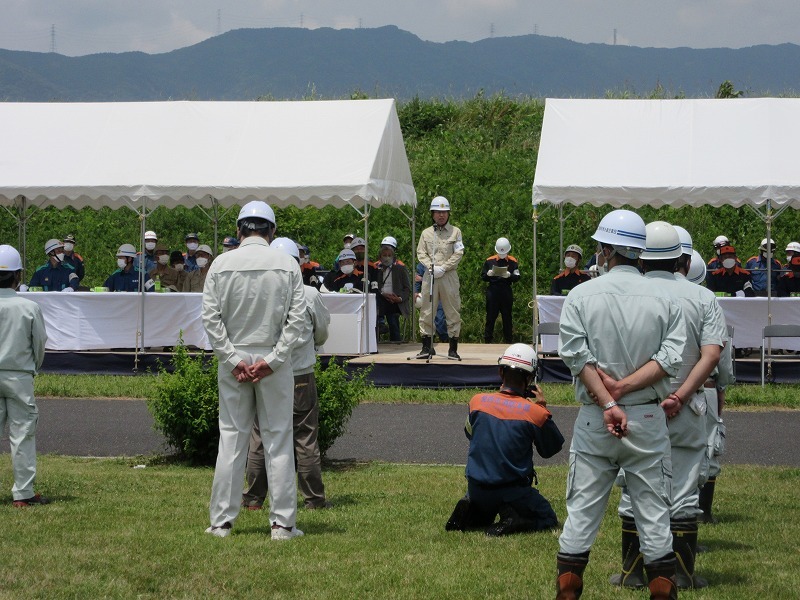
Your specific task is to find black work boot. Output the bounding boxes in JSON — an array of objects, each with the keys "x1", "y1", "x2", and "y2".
[
  {"x1": 445, "y1": 496, "x2": 471, "y2": 531},
  {"x1": 672, "y1": 518, "x2": 708, "y2": 589},
  {"x1": 415, "y1": 336, "x2": 434, "y2": 359},
  {"x1": 644, "y1": 554, "x2": 678, "y2": 600},
  {"x1": 698, "y1": 477, "x2": 717, "y2": 524},
  {"x1": 609, "y1": 516, "x2": 646, "y2": 588},
  {"x1": 448, "y1": 337, "x2": 461, "y2": 360},
  {"x1": 555, "y1": 551, "x2": 589, "y2": 600}
]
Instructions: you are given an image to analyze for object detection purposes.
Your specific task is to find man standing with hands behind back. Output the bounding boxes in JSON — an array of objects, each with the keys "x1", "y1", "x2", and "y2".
[
  {"x1": 202, "y1": 201, "x2": 307, "y2": 540},
  {"x1": 416, "y1": 195, "x2": 465, "y2": 360}
]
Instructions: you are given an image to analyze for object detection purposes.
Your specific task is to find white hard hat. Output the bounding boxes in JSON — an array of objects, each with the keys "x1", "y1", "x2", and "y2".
[
  {"x1": 196, "y1": 244, "x2": 213, "y2": 256},
  {"x1": 712, "y1": 235, "x2": 729, "y2": 247},
  {"x1": 45, "y1": 239, "x2": 64, "y2": 255},
  {"x1": 760, "y1": 238, "x2": 776, "y2": 251},
  {"x1": 337, "y1": 248, "x2": 357, "y2": 262},
  {"x1": 687, "y1": 250, "x2": 707, "y2": 284},
  {"x1": 237, "y1": 201, "x2": 276, "y2": 226},
  {"x1": 271, "y1": 237, "x2": 300, "y2": 259},
  {"x1": 641, "y1": 221, "x2": 682, "y2": 260},
  {"x1": 116, "y1": 244, "x2": 137, "y2": 258},
  {"x1": 429, "y1": 196, "x2": 451, "y2": 211},
  {"x1": 672, "y1": 225, "x2": 693, "y2": 256},
  {"x1": 495, "y1": 237, "x2": 511, "y2": 255},
  {"x1": 497, "y1": 343, "x2": 537, "y2": 375},
  {"x1": 0, "y1": 245, "x2": 23, "y2": 271},
  {"x1": 565, "y1": 244, "x2": 583, "y2": 257},
  {"x1": 381, "y1": 236, "x2": 398, "y2": 249},
  {"x1": 786, "y1": 241, "x2": 800, "y2": 253},
  {"x1": 350, "y1": 237, "x2": 366, "y2": 248},
  {"x1": 591, "y1": 209, "x2": 647, "y2": 253},
  {"x1": 144, "y1": 230, "x2": 157, "y2": 240}
]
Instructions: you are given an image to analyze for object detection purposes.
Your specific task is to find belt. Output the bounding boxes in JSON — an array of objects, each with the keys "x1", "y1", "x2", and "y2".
[
  {"x1": 704, "y1": 379, "x2": 717, "y2": 389},
  {"x1": 618, "y1": 399, "x2": 659, "y2": 407}
]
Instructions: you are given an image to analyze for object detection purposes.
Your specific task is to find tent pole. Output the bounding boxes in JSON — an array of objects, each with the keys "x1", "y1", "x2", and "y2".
[
  {"x1": 362, "y1": 199, "x2": 370, "y2": 355},
  {"x1": 558, "y1": 204, "x2": 564, "y2": 263},
  {"x1": 135, "y1": 199, "x2": 148, "y2": 373},
  {"x1": 411, "y1": 205, "x2": 417, "y2": 343},
  {"x1": 212, "y1": 196, "x2": 219, "y2": 255},
  {"x1": 532, "y1": 207, "x2": 539, "y2": 349}
]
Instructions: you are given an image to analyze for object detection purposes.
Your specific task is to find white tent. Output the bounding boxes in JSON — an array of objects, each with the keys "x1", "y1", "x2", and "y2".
[
  {"x1": 531, "y1": 98, "x2": 800, "y2": 342},
  {"x1": 0, "y1": 99, "x2": 417, "y2": 362}
]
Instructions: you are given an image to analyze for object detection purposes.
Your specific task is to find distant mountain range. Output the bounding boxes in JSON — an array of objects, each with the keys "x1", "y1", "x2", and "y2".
[{"x1": 1, "y1": 25, "x2": 800, "y2": 101}]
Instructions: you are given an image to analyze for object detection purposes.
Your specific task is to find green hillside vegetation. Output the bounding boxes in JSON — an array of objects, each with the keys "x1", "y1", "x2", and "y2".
[{"x1": 3, "y1": 93, "x2": 797, "y2": 343}]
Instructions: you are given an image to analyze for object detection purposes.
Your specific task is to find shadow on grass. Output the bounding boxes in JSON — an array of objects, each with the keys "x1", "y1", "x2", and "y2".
[
  {"x1": 698, "y1": 569, "x2": 749, "y2": 586},
  {"x1": 322, "y1": 458, "x2": 374, "y2": 472},
  {"x1": 237, "y1": 522, "x2": 347, "y2": 536},
  {"x1": 696, "y1": 538, "x2": 752, "y2": 552}
]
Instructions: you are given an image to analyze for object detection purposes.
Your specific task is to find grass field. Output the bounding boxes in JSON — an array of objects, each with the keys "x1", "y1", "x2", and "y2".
[
  {"x1": 0, "y1": 457, "x2": 797, "y2": 599},
  {"x1": 32, "y1": 372, "x2": 800, "y2": 409}
]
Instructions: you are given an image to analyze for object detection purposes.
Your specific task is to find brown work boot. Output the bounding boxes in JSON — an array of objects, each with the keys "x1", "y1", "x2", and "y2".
[
  {"x1": 555, "y1": 551, "x2": 589, "y2": 599},
  {"x1": 645, "y1": 554, "x2": 678, "y2": 600}
]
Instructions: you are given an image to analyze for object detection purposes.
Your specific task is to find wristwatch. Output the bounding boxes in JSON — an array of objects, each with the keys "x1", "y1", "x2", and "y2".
[{"x1": 602, "y1": 401, "x2": 618, "y2": 411}]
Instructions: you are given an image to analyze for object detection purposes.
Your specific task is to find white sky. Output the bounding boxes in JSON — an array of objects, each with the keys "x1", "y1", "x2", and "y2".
[{"x1": 1, "y1": 0, "x2": 798, "y2": 57}]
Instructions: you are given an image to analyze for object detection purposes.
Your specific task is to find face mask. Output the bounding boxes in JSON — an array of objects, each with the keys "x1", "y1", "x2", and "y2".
[
  {"x1": 344, "y1": 243, "x2": 351, "y2": 249},
  {"x1": 722, "y1": 258, "x2": 736, "y2": 269},
  {"x1": 788, "y1": 256, "x2": 793, "y2": 265},
  {"x1": 173, "y1": 263, "x2": 184, "y2": 272},
  {"x1": 341, "y1": 264, "x2": 355, "y2": 275},
  {"x1": 63, "y1": 243, "x2": 74, "y2": 252},
  {"x1": 55, "y1": 253, "x2": 65, "y2": 263},
  {"x1": 196, "y1": 257, "x2": 209, "y2": 268},
  {"x1": 158, "y1": 254, "x2": 169, "y2": 265},
  {"x1": 186, "y1": 242, "x2": 199, "y2": 252},
  {"x1": 380, "y1": 256, "x2": 393, "y2": 267},
  {"x1": 300, "y1": 257, "x2": 309, "y2": 265},
  {"x1": 145, "y1": 242, "x2": 156, "y2": 251},
  {"x1": 564, "y1": 257, "x2": 577, "y2": 269},
  {"x1": 497, "y1": 252, "x2": 508, "y2": 259},
  {"x1": 117, "y1": 258, "x2": 128, "y2": 269}
]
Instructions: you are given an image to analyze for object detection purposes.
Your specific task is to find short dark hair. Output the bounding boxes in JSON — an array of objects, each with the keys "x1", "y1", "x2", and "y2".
[
  {"x1": 642, "y1": 257, "x2": 678, "y2": 274},
  {"x1": 676, "y1": 254, "x2": 691, "y2": 273},
  {"x1": 238, "y1": 218, "x2": 275, "y2": 239},
  {"x1": 501, "y1": 366, "x2": 531, "y2": 389},
  {"x1": 601, "y1": 243, "x2": 639, "y2": 267},
  {"x1": 0, "y1": 270, "x2": 19, "y2": 289}
]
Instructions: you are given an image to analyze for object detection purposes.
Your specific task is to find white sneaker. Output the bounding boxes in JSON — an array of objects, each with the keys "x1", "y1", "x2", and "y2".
[
  {"x1": 205, "y1": 524, "x2": 231, "y2": 538},
  {"x1": 271, "y1": 526, "x2": 304, "y2": 541}
]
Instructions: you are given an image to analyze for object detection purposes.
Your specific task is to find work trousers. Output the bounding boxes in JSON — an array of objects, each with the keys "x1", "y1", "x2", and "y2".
[
  {"x1": 418, "y1": 270, "x2": 461, "y2": 338},
  {"x1": 705, "y1": 388, "x2": 725, "y2": 478},
  {"x1": 559, "y1": 404, "x2": 673, "y2": 562},
  {"x1": 0, "y1": 373, "x2": 38, "y2": 500},
  {"x1": 466, "y1": 479, "x2": 558, "y2": 530},
  {"x1": 209, "y1": 349, "x2": 296, "y2": 529},
  {"x1": 484, "y1": 286, "x2": 513, "y2": 343},
  {"x1": 619, "y1": 393, "x2": 707, "y2": 520},
  {"x1": 243, "y1": 372, "x2": 326, "y2": 508}
]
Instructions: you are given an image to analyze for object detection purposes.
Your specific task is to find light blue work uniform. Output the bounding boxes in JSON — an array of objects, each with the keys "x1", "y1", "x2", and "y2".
[
  {"x1": 706, "y1": 329, "x2": 735, "y2": 478},
  {"x1": 558, "y1": 264, "x2": 685, "y2": 562},
  {"x1": 0, "y1": 288, "x2": 47, "y2": 500},
  {"x1": 618, "y1": 271, "x2": 726, "y2": 520},
  {"x1": 202, "y1": 235, "x2": 306, "y2": 531}
]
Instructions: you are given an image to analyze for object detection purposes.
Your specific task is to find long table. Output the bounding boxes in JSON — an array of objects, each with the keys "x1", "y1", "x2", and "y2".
[
  {"x1": 20, "y1": 292, "x2": 377, "y2": 354},
  {"x1": 538, "y1": 295, "x2": 800, "y2": 352}
]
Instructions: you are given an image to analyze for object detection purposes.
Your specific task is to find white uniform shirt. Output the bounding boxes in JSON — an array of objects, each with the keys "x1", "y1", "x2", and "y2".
[
  {"x1": 0, "y1": 288, "x2": 47, "y2": 374},
  {"x1": 291, "y1": 285, "x2": 330, "y2": 376},
  {"x1": 559, "y1": 264, "x2": 686, "y2": 406},
  {"x1": 201, "y1": 236, "x2": 306, "y2": 372}
]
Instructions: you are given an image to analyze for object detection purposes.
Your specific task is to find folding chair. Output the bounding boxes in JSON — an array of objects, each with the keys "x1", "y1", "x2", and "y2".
[
  {"x1": 537, "y1": 322, "x2": 560, "y2": 355},
  {"x1": 760, "y1": 324, "x2": 800, "y2": 386}
]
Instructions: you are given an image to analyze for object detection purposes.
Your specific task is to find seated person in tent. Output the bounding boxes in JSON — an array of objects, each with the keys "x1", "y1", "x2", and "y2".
[
  {"x1": 298, "y1": 243, "x2": 322, "y2": 289},
  {"x1": 745, "y1": 238, "x2": 783, "y2": 296},
  {"x1": 550, "y1": 244, "x2": 590, "y2": 295},
  {"x1": 349, "y1": 237, "x2": 378, "y2": 284},
  {"x1": 321, "y1": 249, "x2": 363, "y2": 293},
  {"x1": 181, "y1": 245, "x2": 214, "y2": 292},
  {"x1": 706, "y1": 245, "x2": 755, "y2": 297},
  {"x1": 445, "y1": 344, "x2": 563, "y2": 536},
  {"x1": 147, "y1": 244, "x2": 182, "y2": 291},
  {"x1": 777, "y1": 256, "x2": 800, "y2": 297},
  {"x1": 221, "y1": 236, "x2": 239, "y2": 253},
  {"x1": 104, "y1": 244, "x2": 155, "y2": 292},
  {"x1": 28, "y1": 239, "x2": 79, "y2": 292},
  {"x1": 61, "y1": 234, "x2": 85, "y2": 283}
]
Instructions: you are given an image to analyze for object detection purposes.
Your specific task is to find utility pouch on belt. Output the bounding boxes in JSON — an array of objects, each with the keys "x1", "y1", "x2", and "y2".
[
  {"x1": 688, "y1": 392, "x2": 707, "y2": 416},
  {"x1": 714, "y1": 422, "x2": 726, "y2": 456}
]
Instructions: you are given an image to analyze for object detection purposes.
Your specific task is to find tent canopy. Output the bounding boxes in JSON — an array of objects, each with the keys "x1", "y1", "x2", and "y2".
[
  {"x1": 533, "y1": 98, "x2": 800, "y2": 209},
  {"x1": 0, "y1": 99, "x2": 416, "y2": 210}
]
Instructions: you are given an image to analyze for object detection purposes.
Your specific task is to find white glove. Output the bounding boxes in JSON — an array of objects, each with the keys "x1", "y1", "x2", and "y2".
[
  {"x1": 487, "y1": 268, "x2": 495, "y2": 277},
  {"x1": 501, "y1": 271, "x2": 511, "y2": 279},
  {"x1": 414, "y1": 293, "x2": 423, "y2": 309},
  {"x1": 433, "y1": 266, "x2": 445, "y2": 278},
  {"x1": 61, "y1": 287, "x2": 75, "y2": 293},
  {"x1": 18, "y1": 284, "x2": 29, "y2": 292}
]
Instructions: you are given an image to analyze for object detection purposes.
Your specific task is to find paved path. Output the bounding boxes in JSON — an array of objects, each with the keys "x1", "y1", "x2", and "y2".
[{"x1": 5, "y1": 398, "x2": 798, "y2": 467}]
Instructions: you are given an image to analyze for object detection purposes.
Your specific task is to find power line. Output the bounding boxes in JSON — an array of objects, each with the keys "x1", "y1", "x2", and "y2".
[
  {"x1": 490, "y1": 23, "x2": 495, "y2": 38},
  {"x1": 217, "y1": 9, "x2": 221, "y2": 36},
  {"x1": 50, "y1": 24, "x2": 56, "y2": 53}
]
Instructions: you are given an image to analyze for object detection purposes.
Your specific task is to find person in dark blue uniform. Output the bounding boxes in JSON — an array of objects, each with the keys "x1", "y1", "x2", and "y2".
[
  {"x1": 104, "y1": 244, "x2": 155, "y2": 292},
  {"x1": 481, "y1": 237, "x2": 521, "y2": 344},
  {"x1": 28, "y1": 239, "x2": 79, "y2": 292},
  {"x1": 550, "y1": 244, "x2": 591, "y2": 296},
  {"x1": 777, "y1": 255, "x2": 800, "y2": 296},
  {"x1": 320, "y1": 249, "x2": 363, "y2": 293},
  {"x1": 445, "y1": 343, "x2": 564, "y2": 536},
  {"x1": 707, "y1": 245, "x2": 755, "y2": 297},
  {"x1": 61, "y1": 234, "x2": 85, "y2": 283}
]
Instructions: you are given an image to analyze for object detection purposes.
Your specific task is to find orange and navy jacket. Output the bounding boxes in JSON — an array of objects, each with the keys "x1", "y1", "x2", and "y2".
[
  {"x1": 322, "y1": 267, "x2": 365, "y2": 292},
  {"x1": 708, "y1": 265, "x2": 752, "y2": 295},
  {"x1": 301, "y1": 261, "x2": 321, "y2": 289},
  {"x1": 550, "y1": 268, "x2": 590, "y2": 295},
  {"x1": 481, "y1": 255, "x2": 521, "y2": 288},
  {"x1": 464, "y1": 389, "x2": 564, "y2": 487},
  {"x1": 777, "y1": 271, "x2": 800, "y2": 296}
]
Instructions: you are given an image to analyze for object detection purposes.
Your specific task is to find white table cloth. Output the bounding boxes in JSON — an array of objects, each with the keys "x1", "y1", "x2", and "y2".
[
  {"x1": 20, "y1": 291, "x2": 376, "y2": 354},
  {"x1": 538, "y1": 295, "x2": 800, "y2": 352}
]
